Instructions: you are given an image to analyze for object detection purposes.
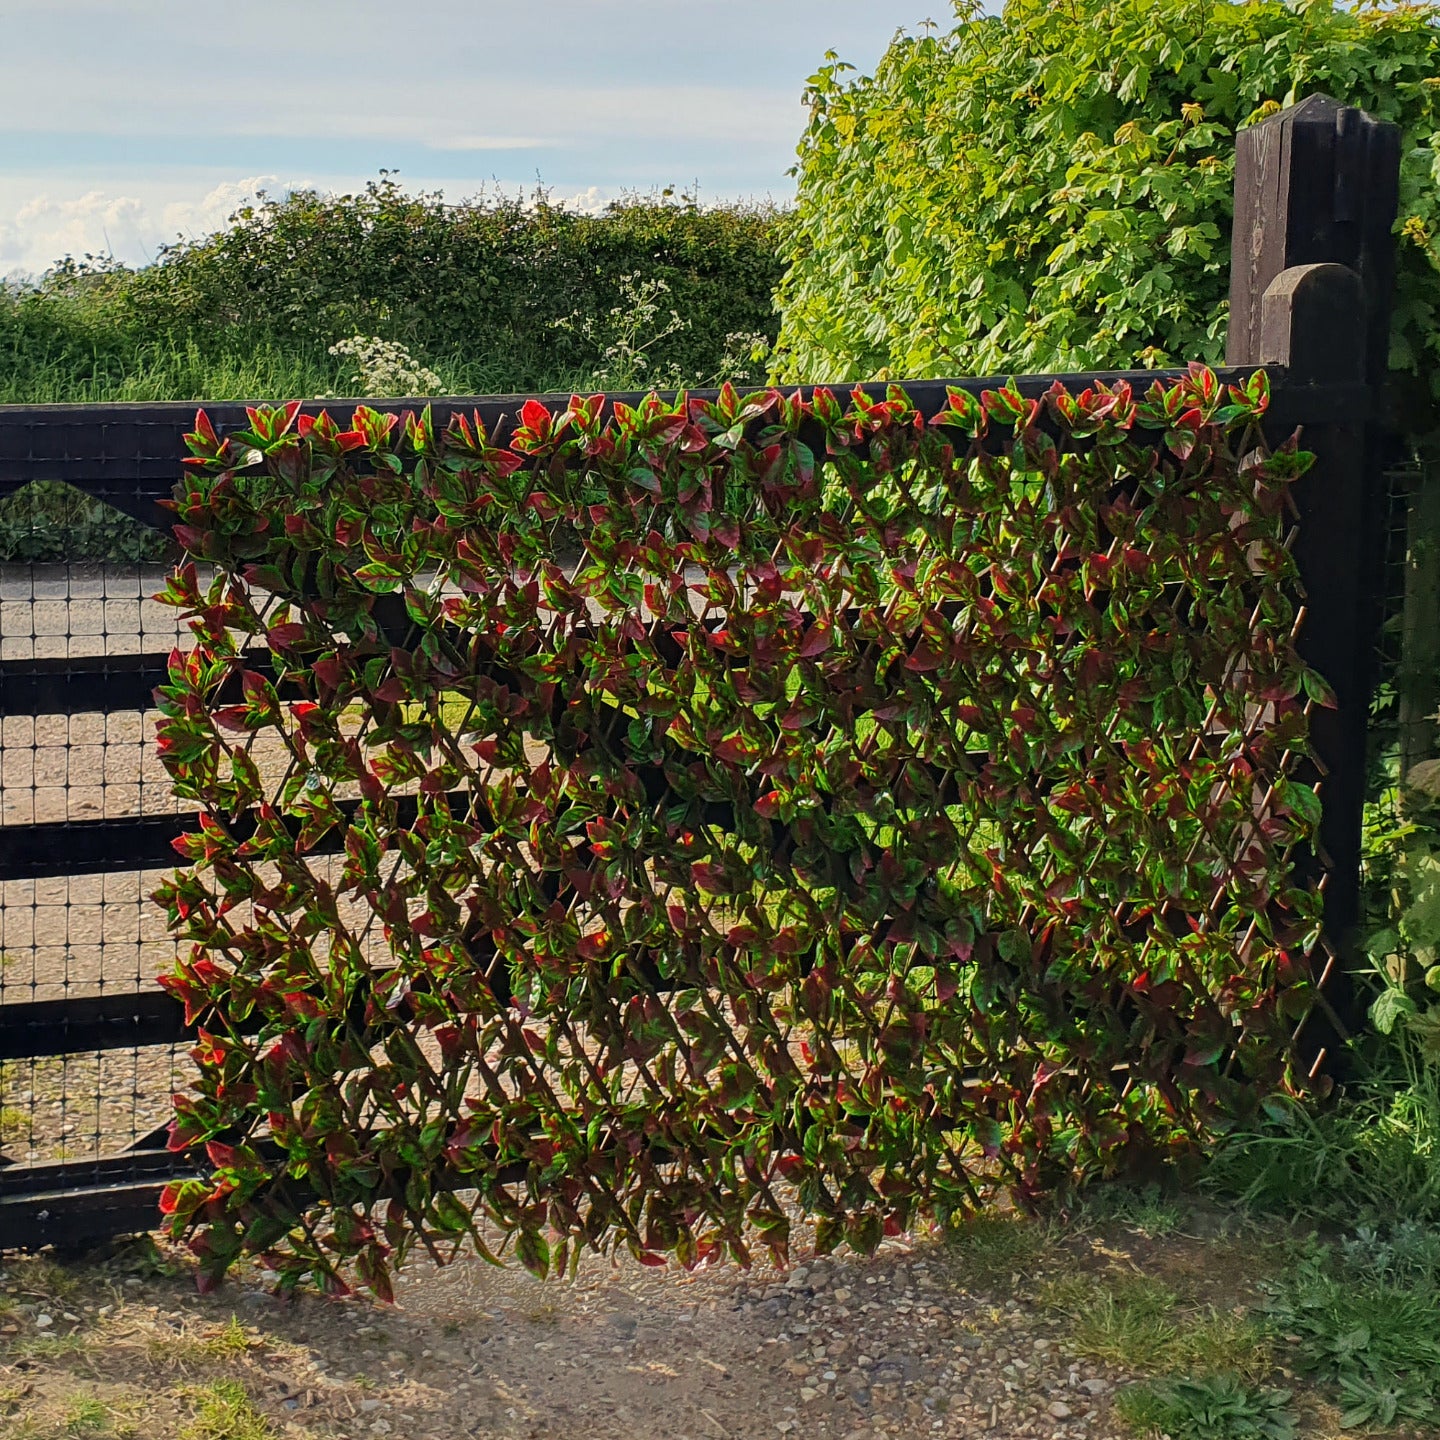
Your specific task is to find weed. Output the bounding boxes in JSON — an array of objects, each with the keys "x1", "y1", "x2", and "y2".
[
  {"x1": 177, "y1": 1380, "x2": 274, "y2": 1440},
  {"x1": 190, "y1": 1316, "x2": 255, "y2": 1360},
  {"x1": 1266, "y1": 1251, "x2": 1440, "y2": 1427},
  {"x1": 11, "y1": 1258, "x2": 81, "y2": 1302},
  {"x1": 551, "y1": 273, "x2": 688, "y2": 391},
  {"x1": 1334, "y1": 1373, "x2": 1437, "y2": 1430},
  {"x1": 104, "y1": 1234, "x2": 181, "y2": 1281},
  {"x1": 325, "y1": 335, "x2": 445, "y2": 398},
  {"x1": 943, "y1": 1211, "x2": 1048, "y2": 1287},
  {"x1": 11, "y1": 1333, "x2": 91, "y2": 1362},
  {"x1": 1082, "y1": 1182, "x2": 1187, "y2": 1238},
  {"x1": 1176, "y1": 1311, "x2": 1275, "y2": 1378},
  {"x1": 1338, "y1": 1219, "x2": 1440, "y2": 1285},
  {"x1": 1114, "y1": 1374, "x2": 1296, "y2": 1439},
  {"x1": 63, "y1": 1396, "x2": 109, "y2": 1435},
  {"x1": 1045, "y1": 1273, "x2": 1179, "y2": 1368},
  {"x1": 148, "y1": 1316, "x2": 257, "y2": 1369}
]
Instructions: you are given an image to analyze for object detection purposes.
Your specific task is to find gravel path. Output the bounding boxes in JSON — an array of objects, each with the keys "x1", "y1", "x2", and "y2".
[
  {"x1": 3, "y1": 1203, "x2": 1379, "y2": 1439},
  {"x1": 0, "y1": 1224, "x2": 1152, "y2": 1440}
]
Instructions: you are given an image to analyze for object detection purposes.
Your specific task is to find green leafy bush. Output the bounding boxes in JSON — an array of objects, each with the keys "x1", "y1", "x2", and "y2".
[
  {"x1": 1365, "y1": 768, "x2": 1440, "y2": 1041},
  {"x1": 152, "y1": 367, "x2": 1328, "y2": 1295},
  {"x1": 775, "y1": 0, "x2": 1440, "y2": 424}
]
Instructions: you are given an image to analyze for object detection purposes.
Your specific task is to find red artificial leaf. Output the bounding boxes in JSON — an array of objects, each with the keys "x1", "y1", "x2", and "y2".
[
  {"x1": 798, "y1": 622, "x2": 832, "y2": 658},
  {"x1": 266, "y1": 622, "x2": 307, "y2": 650}
]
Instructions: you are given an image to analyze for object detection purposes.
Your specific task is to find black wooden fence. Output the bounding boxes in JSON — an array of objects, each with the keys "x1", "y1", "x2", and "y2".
[{"x1": 0, "y1": 95, "x2": 1408, "y2": 1250}]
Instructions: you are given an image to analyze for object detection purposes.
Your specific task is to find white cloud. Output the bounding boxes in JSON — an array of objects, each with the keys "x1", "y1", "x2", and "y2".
[
  {"x1": 0, "y1": 3, "x2": 935, "y2": 152},
  {"x1": 561, "y1": 187, "x2": 611, "y2": 216},
  {"x1": 0, "y1": 177, "x2": 292, "y2": 277},
  {"x1": 158, "y1": 177, "x2": 292, "y2": 244}
]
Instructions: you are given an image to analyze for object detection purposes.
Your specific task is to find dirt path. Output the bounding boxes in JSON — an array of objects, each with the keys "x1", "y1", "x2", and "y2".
[{"x1": 0, "y1": 1205, "x2": 1373, "y2": 1440}]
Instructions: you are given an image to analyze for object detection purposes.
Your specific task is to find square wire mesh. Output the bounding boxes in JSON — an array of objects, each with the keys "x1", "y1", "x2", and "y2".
[{"x1": 0, "y1": 471, "x2": 191, "y2": 1177}]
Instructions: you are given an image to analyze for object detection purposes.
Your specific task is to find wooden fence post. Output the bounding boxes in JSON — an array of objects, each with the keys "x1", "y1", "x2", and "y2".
[
  {"x1": 1228, "y1": 93, "x2": 1400, "y2": 386},
  {"x1": 1227, "y1": 97, "x2": 1401, "y2": 1037}
]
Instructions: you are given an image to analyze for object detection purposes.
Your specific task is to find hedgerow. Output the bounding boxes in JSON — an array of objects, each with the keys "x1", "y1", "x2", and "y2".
[
  {"x1": 153, "y1": 368, "x2": 1331, "y2": 1295},
  {"x1": 0, "y1": 185, "x2": 783, "y2": 404}
]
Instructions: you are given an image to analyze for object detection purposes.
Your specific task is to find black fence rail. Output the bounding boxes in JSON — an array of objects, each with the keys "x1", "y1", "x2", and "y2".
[{"x1": 0, "y1": 94, "x2": 1413, "y2": 1250}]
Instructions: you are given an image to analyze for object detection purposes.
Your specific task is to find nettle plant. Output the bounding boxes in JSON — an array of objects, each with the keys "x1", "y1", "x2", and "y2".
[{"x1": 154, "y1": 367, "x2": 1329, "y2": 1296}]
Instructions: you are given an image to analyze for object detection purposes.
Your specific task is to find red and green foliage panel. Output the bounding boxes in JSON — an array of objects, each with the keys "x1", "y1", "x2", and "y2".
[{"x1": 154, "y1": 368, "x2": 1329, "y2": 1296}]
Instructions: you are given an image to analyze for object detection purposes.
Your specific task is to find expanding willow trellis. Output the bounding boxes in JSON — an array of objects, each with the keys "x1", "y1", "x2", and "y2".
[
  {"x1": 0, "y1": 96, "x2": 1405, "y2": 1259},
  {"x1": 151, "y1": 367, "x2": 1344, "y2": 1294}
]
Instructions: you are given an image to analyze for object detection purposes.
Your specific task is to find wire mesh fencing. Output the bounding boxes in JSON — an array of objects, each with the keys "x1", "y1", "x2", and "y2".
[
  {"x1": 0, "y1": 456, "x2": 201, "y2": 1236},
  {"x1": 1375, "y1": 455, "x2": 1440, "y2": 781}
]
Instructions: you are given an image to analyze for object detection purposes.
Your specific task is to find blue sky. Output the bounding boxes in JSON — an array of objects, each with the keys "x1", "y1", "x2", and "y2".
[{"x1": 0, "y1": 0, "x2": 948, "y2": 275}]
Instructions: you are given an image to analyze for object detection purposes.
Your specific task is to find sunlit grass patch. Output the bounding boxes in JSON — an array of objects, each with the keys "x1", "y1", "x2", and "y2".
[
  {"x1": 61, "y1": 1396, "x2": 110, "y2": 1436},
  {"x1": 147, "y1": 1315, "x2": 259, "y2": 1369},
  {"x1": 9, "y1": 1333, "x2": 92, "y2": 1363},
  {"x1": 1041, "y1": 1271, "x2": 1272, "y2": 1378},
  {"x1": 177, "y1": 1380, "x2": 275, "y2": 1440}
]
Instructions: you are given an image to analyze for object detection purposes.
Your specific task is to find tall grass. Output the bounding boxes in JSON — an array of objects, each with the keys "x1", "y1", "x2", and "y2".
[
  {"x1": 0, "y1": 338, "x2": 599, "y2": 406},
  {"x1": 1204, "y1": 1042, "x2": 1440, "y2": 1227},
  {"x1": 0, "y1": 339, "x2": 332, "y2": 406}
]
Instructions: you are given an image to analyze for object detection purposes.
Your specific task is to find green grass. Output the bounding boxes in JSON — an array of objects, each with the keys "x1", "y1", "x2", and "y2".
[
  {"x1": 943, "y1": 1211, "x2": 1049, "y2": 1287},
  {"x1": 12, "y1": 1258, "x2": 82, "y2": 1302},
  {"x1": 177, "y1": 1381, "x2": 274, "y2": 1440},
  {"x1": 0, "y1": 336, "x2": 604, "y2": 409},
  {"x1": 61, "y1": 1397, "x2": 110, "y2": 1436},
  {"x1": 1203, "y1": 1058, "x2": 1440, "y2": 1228},
  {"x1": 0, "y1": 339, "x2": 334, "y2": 407},
  {"x1": 11, "y1": 1334, "x2": 91, "y2": 1362},
  {"x1": 1040, "y1": 1272, "x2": 1272, "y2": 1379},
  {"x1": 1081, "y1": 1181, "x2": 1187, "y2": 1238}
]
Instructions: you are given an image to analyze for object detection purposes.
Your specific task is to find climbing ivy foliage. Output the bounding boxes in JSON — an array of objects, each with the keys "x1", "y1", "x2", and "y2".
[
  {"x1": 776, "y1": 0, "x2": 1440, "y2": 421},
  {"x1": 155, "y1": 369, "x2": 1327, "y2": 1296}
]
